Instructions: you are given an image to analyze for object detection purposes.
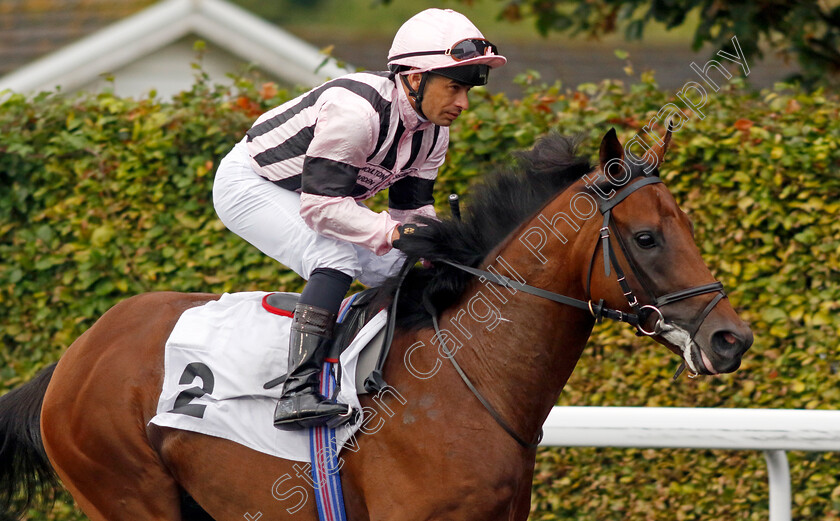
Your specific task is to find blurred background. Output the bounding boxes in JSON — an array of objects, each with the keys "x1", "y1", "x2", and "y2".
[
  {"x1": 1, "y1": 1, "x2": 839, "y2": 520},
  {"x1": 0, "y1": 0, "x2": 812, "y2": 98}
]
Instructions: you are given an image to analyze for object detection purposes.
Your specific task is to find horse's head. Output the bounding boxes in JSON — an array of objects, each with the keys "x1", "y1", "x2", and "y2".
[
  {"x1": 582, "y1": 128, "x2": 752, "y2": 375},
  {"x1": 382, "y1": 127, "x2": 751, "y2": 377}
]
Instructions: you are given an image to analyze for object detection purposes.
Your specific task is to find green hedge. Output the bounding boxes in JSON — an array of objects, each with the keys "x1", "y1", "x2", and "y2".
[{"x1": 1, "y1": 69, "x2": 839, "y2": 520}]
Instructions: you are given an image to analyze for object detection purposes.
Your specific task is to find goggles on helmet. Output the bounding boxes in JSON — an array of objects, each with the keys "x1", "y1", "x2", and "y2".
[{"x1": 388, "y1": 38, "x2": 499, "y2": 63}]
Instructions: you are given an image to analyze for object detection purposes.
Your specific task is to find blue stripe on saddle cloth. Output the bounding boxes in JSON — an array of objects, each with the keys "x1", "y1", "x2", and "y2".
[{"x1": 309, "y1": 294, "x2": 356, "y2": 521}]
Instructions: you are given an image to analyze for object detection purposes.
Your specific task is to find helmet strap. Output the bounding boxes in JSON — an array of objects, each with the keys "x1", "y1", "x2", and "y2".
[{"x1": 400, "y1": 72, "x2": 429, "y2": 120}]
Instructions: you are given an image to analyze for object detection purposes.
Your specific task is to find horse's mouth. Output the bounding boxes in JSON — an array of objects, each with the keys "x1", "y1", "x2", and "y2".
[
  {"x1": 660, "y1": 322, "x2": 719, "y2": 376},
  {"x1": 684, "y1": 342, "x2": 719, "y2": 376},
  {"x1": 696, "y1": 349, "x2": 719, "y2": 375}
]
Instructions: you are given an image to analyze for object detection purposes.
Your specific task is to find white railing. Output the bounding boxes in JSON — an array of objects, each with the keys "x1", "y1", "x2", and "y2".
[{"x1": 540, "y1": 407, "x2": 840, "y2": 521}]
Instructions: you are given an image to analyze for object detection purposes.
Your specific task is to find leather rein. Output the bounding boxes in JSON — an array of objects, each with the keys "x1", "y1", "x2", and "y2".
[{"x1": 422, "y1": 175, "x2": 727, "y2": 449}]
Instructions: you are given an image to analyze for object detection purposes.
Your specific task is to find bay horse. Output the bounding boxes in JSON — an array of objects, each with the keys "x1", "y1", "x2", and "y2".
[{"x1": 0, "y1": 129, "x2": 752, "y2": 520}]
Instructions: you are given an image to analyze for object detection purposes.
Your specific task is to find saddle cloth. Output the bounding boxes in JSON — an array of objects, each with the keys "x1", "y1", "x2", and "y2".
[{"x1": 148, "y1": 291, "x2": 387, "y2": 463}]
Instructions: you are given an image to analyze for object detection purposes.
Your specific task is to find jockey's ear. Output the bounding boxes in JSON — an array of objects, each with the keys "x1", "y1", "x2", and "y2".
[{"x1": 405, "y1": 71, "x2": 423, "y2": 91}]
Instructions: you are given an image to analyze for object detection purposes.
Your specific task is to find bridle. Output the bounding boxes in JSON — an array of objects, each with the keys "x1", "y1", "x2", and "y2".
[
  {"x1": 419, "y1": 174, "x2": 728, "y2": 448},
  {"x1": 585, "y1": 176, "x2": 726, "y2": 345}
]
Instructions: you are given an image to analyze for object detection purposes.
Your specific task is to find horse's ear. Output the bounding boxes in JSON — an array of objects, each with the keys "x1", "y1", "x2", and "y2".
[
  {"x1": 647, "y1": 122, "x2": 673, "y2": 170},
  {"x1": 599, "y1": 128, "x2": 624, "y2": 168}
]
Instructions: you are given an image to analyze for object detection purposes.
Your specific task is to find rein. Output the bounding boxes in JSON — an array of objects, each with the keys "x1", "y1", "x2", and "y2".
[
  {"x1": 422, "y1": 293, "x2": 543, "y2": 449},
  {"x1": 437, "y1": 260, "x2": 640, "y2": 326}
]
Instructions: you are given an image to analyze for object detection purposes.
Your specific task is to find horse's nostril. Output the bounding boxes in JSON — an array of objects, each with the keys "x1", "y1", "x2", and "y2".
[{"x1": 712, "y1": 330, "x2": 745, "y2": 358}]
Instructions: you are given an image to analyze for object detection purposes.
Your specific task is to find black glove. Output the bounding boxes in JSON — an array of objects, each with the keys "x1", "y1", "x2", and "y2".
[{"x1": 392, "y1": 223, "x2": 426, "y2": 251}]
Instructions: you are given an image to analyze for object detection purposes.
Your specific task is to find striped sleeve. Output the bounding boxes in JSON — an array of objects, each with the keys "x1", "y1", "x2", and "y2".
[
  {"x1": 299, "y1": 193, "x2": 399, "y2": 255},
  {"x1": 301, "y1": 94, "x2": 378, "y2": 197}
]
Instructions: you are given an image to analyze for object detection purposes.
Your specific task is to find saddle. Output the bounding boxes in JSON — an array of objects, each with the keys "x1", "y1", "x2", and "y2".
[{"x1": 261, "y1": 289, "x2": 388, "y2": 395}]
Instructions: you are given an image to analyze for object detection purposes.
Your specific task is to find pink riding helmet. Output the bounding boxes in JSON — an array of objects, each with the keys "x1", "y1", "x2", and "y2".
[{"x1": 388, "y1": 8, "x2": 507, "y2": 86}]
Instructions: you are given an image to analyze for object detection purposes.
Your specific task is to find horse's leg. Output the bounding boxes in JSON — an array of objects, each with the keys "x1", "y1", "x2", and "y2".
[
  {"x1": 43, "y1": 423, "x2": 182, "y2": 521},
  {"x1": 41, "y1": 292, "x2": 217, "y2": 520},
  {"x1": 153, "y1": 427, "x2": 322, "y2": 520}
]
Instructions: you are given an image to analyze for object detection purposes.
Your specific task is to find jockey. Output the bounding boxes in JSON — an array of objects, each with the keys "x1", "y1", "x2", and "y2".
[{"x1": 212, "y1": 8, "x2": 506, "y2": 430}]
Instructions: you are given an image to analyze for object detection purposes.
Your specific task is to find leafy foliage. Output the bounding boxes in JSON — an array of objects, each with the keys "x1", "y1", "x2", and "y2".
[
  {"x1": 1, "y1": 69, "x2": 839, "y2": 519},
  {"x1": 427, "y1": 0, "x2": 840, "y2": 89}
]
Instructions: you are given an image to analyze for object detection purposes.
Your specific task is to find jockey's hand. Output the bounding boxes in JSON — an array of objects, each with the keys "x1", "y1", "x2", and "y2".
[
  {"x1": 391, "y1": 223, "x2": 428, "y2": 251},
  {"x1": 392, "y1": 225, "x2": 434, "y2": 268}
]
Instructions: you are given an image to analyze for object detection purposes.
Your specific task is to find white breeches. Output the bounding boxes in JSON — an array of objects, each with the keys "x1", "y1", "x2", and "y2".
[{"x1": 212, "y1": 139, "x2": 405, "y2": 286}]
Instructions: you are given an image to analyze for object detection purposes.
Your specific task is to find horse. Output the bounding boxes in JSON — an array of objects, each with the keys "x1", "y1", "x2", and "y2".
[{"x1": 0, "y1": 128, "x2": 752, "y2": 520}]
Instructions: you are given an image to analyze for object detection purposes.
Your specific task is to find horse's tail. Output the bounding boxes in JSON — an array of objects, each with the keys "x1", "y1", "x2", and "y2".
[{"x1": 0, "y1": 363, "x2": 60, "y2": 519}]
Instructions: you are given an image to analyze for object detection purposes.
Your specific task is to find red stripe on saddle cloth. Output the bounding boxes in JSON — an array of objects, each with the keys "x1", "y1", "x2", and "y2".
[{"x1": 261, "y1": 294, "x2": 294, "y2": 318}]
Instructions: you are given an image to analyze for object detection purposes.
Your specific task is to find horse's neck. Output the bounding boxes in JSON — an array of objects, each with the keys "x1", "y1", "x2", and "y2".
[{"x1": 438, "y1": 193, "x2": 599, "y2": 440}]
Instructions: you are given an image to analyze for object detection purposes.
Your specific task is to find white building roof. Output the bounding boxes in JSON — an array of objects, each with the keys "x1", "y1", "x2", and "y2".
[{"x1": 0, "y1": 0, "x2": 350, "y2": 96}]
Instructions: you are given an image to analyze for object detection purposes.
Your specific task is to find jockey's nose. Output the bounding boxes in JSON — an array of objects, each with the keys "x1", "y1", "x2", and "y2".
[{"x1": 456, "y1": 89, "x2": 469, "y2": 111}]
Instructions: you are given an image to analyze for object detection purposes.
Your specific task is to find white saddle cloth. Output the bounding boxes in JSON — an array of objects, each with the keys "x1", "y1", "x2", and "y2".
[{"x1": 148, "y1": 291, "x2": 386, "y2": 463}]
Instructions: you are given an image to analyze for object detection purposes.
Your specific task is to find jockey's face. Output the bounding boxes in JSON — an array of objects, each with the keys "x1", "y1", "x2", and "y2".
[{"x1": 406, "y1": 73, "x2": 472, "y2": 127}]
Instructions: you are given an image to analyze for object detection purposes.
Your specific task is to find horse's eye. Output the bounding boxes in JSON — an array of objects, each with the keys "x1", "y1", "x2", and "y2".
[{"x1": 635, "y1": 232, "x2": 656, "y2": 249}]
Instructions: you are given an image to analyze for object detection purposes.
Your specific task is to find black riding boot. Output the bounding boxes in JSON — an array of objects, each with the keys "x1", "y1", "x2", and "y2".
[{"x1": 273, "y1": 303, "x2": 349, "y2": 430}]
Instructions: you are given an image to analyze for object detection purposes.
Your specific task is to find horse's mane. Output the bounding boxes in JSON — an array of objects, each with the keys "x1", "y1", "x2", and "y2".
[{"x1": 373, "y1": 132, "x2": 592, "y2": 330}]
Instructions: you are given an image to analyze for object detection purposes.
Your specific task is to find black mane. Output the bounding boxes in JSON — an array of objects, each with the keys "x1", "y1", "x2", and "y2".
[{"x1": 374, "y1": 133, "x2": 592, "y2": 329}]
